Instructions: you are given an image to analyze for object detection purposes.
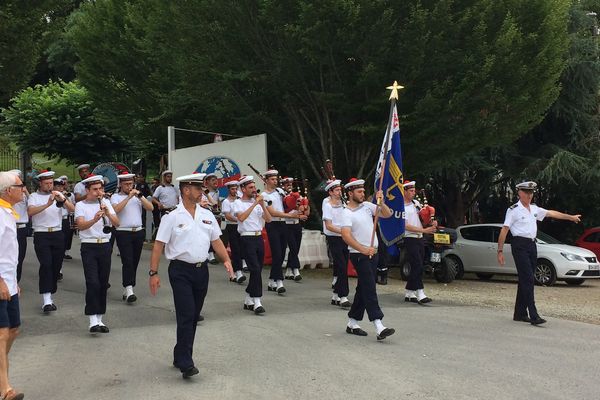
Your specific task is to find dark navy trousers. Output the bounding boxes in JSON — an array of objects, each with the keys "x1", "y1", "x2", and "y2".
[
  {"x1": 225, "y1": 224, "x2": 243, "y2": 272},
  {"x1": 327, "y1": 236, "x2": 349, "y2": 297},
  {"x1": 62, "y1": 217, "x2": 74, "y2": 252},
  {"x1": 34, "y1": 231, "x2": 64, "y2": 294},
  {"x1": 285, "y1": 223, "x2": 302, "y2": 270},
  {"x1": 114, "y1": 230, "x2": 145, "y2": 287},
  {"x1": 404, "y1": 237, "x2": 425, "y2": 291},
  {"x1": 266, "y1": 221, "x2": 287, "y2": 281},
  {"x1": 348, "y1": 253, "x2": 384, "y2": 322},
  {"x1": 81, "y1": 242, "x2": 112, "y2": 315},
  {"x1": 168, "y1": 260, "x2": 209, "y2": 371},
  {"x1": 511, "y1": 236, "x2": 539, "y2": 319},
  {"x1": 241, "y1": 236, "x2": 264, "y2": 297},
  {"x1": 16, "y1": 227, "x2": 28, "y2": 282}
]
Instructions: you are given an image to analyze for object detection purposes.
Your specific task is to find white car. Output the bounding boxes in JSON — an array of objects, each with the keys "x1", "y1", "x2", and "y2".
[{"x1": 443, "y1": 224, "x2": 600, "y2": 286}]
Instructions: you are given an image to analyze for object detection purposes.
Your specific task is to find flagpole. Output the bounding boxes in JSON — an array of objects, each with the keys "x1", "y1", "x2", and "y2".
[{"x1": 369, "y1": 81, "x2": 404, "y2": 251}]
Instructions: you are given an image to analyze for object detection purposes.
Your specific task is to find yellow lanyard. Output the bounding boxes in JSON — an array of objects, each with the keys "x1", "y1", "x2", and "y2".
[{"x1": 0, "y1": 198, "x2": 19, "y2": 220}]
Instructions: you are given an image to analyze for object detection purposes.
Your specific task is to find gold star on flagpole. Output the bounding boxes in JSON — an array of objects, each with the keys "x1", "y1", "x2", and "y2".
[{"x1": 386, "y1": 81, "x2": 404, "y2": 100}]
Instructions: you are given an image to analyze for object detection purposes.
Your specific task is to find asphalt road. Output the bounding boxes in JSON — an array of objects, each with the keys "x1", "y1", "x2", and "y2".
[{"x1": 11, "y1": 238, "x2": 600, "y2": 400}]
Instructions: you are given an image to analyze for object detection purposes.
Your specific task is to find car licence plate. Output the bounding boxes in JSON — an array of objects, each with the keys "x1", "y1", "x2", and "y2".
[
  {"x1": 430, "y1": 252, "x2": 441, "y2": 263},
  {"x1": 589, "y1": 264, "x2": 599, "y2": 270}
]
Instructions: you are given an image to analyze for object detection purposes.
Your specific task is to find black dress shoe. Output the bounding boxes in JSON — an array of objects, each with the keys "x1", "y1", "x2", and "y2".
[
  {"x1": 57, "y1": 272, "x2": 63, "y2": 281},
  {"x1": 42, "y1": 304, "x2": 56, "y2": 313},
  {"x1": 64, "y1": 254, "x2": 72, "y2": 260},
  {"x1": 254, "y1": 306, "x2": 265, "y2": 315},
  {"x1": 418, "y1": 297, "x2": 432, "y2": 305},
  {"x1": 243, "y1": 304, "x2": 254, "y2": 311},
  {"x1": 229, "y1": 277, "x2": 237, "y2": 283},
  {"x1": 182, "y1": 366, "x2": 199, "y2": 379},
  {"x1": 530, "y1": 317, "x2": 547, "y2": 325},
  {"x1": 376, "y1": 327, "x2": 396, "y2": 341},
  {"x1": 236, "y1": 275, "x2": 246, "y2": 284},
  {"x1": 267, "y1": 286, "x2": 276, "y2": 292},
  {"x1": 89, "y1": 325, "x2": 101, "y2": 333},
  {"x1": 126, "y1": 294, "x2": 137, "y2": 303},
  {"x1": 331, "y1": 299, "x2": 340, "y2": 306},
  {"x1": 285, "y1": 275, "x2": 293, "y2": 280},
  {"x1": 513, "y1": 316, "x2": 531, "y2": 323},
  {"x1": 346, "y1": 326, "x2": 368, "y2": 336},
  {"x1": 276, "y1": 286, "x2": 286, "y2": 294},
  {"x1": 294, "y1": 275, "x2": 302, "y2": 282},
  {"x1": 99, "y1": 325, "x2": 109, "y2": 333},
  {"x1": 339, "y1": 300, "x2": 352, "y2": 308},
  {"x1": 405, "y1": 297, "x2": 418, "y2": 303}
]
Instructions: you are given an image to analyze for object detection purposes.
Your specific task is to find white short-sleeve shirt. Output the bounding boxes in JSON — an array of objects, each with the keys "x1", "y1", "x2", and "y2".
[
  {"x1": 221, "y1": 197, "x2": 238, "y2": 224},
  {"x1": 14, "y1": 194, "x2": 28, "y2": 224},
  {"x1": 404, "y1": 200, "x2": 424, "y2": 238},
  {"x1": 73, "y1": 181, "x2": 86, "y2": 201},
  {"x1": 28, "y1": 192, "x2": 63, "y2": 229},
  {"x1": 340, "y1": 202, "x2": 378, "y2": 252},
  {"x1": 111, "y1": 192, "x2": 142, "y2": 228},
  {"x1": 153, "y1": 185, "x2": 180, "y2": 208},
  {"x1": 156, "y1": 204, "x2": 221, "y2": 263},
  {"x1": 61, "y1": 193, "x2": 75, "y2": 218},
  {"x1": 75, "y1": 199, "x2": 116, "y2": 240},
  {"x1": 264, "y1": 189, "x2": 285, "y2": 220},
  {"x1": 322, "y1": 197, "x2": 344, "y2": 237},
  {"x1": 0, "y1": 207, "x2": 19, "y2": 296},
  {"x1": 503, "y1": 201, "x2": 547, "y2": 239},
  {"x1": 233, "y1": 199, "x2": 264, "y2": 233}
]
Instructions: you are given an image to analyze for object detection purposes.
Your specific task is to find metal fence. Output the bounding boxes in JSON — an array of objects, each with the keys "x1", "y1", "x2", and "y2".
[{"x1": 0, "y1": 149, "x2": 22, "y2": 171}]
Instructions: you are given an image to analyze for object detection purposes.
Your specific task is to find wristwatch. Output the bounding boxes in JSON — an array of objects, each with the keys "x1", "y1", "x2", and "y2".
[{"x1": 149, "y1": 270, "x2": 158, "y2": 277}]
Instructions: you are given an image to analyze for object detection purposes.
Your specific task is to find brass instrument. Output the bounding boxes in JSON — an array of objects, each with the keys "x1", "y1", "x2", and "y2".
[{"x1": 97, "y1": 198, "x2": 113, "y2": 234}]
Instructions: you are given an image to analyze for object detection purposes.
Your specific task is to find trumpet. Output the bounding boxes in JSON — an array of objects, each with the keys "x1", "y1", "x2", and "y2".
[{"x1": 97, "y1": 198, "x2": 113, "y2": 234}]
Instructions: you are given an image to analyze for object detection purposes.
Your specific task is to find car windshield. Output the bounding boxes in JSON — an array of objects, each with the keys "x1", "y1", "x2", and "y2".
[{"x1": 536, "y1": 231, "x2": 563, "y2": 244}]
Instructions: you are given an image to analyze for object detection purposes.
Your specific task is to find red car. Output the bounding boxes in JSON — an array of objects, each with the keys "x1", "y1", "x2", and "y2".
[{"x1": 575, "y1": 227, "x2": 600, "y2": 259}]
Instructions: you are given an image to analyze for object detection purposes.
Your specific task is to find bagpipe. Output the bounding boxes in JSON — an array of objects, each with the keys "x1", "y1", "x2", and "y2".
[
  {"x1": 320, "y1": 159, "x2": 347, "y2": 205},
  {"x1": 283, "y1": 179, "x2": 310, "y2": 216}
]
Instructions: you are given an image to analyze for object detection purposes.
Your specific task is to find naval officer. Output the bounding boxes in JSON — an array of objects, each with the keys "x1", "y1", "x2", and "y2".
[
  {"x1": 149, "y1": 173, "x2": 233, "y2": 379},
  {"x1": 497, "y1": 181, "x2": 581, "y2": 325},
  {"x1": 340, "y1": 179, "x2": 395, "y2": 340}
]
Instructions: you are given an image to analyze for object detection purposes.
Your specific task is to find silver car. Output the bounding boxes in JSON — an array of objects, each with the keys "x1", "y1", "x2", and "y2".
[{"x1": 443, "y1": 224, "x2": 600, "y2": 286}]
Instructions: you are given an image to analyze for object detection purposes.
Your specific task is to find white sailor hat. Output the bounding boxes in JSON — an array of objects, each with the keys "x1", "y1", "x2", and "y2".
[
  {"x1": 204, "y1": 172, "x2": 218, "y2": 179},
  {"x1": 176, "y1": 173, "x2": 206, "y2": 184},
  {"x1": 117, "y1": 173, "x2": 136, "y2": 180},
  {"x1": 53, "y1": 178, "x2": 65, "y2": 185},
  {"x1": 76, "y1": 164, "x2": 90, "y2": 170},
  {"x1": 239, "y1": 175, "x2": 255, "y2": 186},
  {"x1": 264, "y1": 169, "x2": 278, "y2": 177},
  {"x1": 161, "y1": 170, "x2": 173, "y2": 176},
  {"x1": 403, "y1": 179, "x2": 416, "y2": 188},
  {"x1": 344, "y1": 178, "x2": 365, "y2": 190},
  {"x1": 58, "y1": 175, "x2": 68, "y2": 181},
  {"x1": 37, "y1": 170, "x2": 55, "y2": 180},
  {"x1": 516, "y1": 181, "x2": 537, "y2": 191},
  {"x1": 325, "y1": 179, "x2": 342, "y2": 191},
  {"x1": 81, "y1": 175, "x2": 104, "y2": 185},
  {"x1": 281, "y1": 176, "x2": 294, "y2": 183},
  {"x1": 225, "y1": 180, "x2": 239, "y2": 187}
]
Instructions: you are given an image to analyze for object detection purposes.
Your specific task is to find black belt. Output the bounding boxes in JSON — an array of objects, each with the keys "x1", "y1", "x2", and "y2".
[
  {"x1": 171, "y1": 259, "x2": 208, "y2": 268},
  {"x1": 513, "y1": 236, "x2": 535, "y2": 242}
]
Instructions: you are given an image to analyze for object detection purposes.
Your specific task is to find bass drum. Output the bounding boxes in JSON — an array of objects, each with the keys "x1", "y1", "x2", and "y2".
[{"x1": 92, "y1": 162, "x2": 131, "y2": 194}]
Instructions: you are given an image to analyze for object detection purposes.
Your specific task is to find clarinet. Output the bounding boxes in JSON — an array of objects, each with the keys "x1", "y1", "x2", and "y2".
[{"x1": 97, "y1": 198, "x2": 113, "y2": 234}]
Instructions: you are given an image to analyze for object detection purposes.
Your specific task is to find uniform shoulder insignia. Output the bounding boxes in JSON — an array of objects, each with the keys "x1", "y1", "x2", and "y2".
[{"x1": 509, "y1": 203, "x2": 518, "y2": 210}]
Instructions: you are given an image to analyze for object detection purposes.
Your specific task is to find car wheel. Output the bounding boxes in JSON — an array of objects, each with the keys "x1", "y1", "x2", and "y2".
[
  {"x1": 534, "y1": 260, "x2": 557, "y2": 286},
  {"x1": 400, "y1": 261, "x2": 411, "y2": 281},
  {"x1": 564, "y1": 278, "x2": 585, "y2": 286},
  {"x1": 476, "y1": 273, "x2": 494, "y2": 280},
  {"x1": 444, "y1": 256, "x2": 464, "y2": 279},
  {"x1": 434, "y1": 258, "x2": 456, "y2": 283}
]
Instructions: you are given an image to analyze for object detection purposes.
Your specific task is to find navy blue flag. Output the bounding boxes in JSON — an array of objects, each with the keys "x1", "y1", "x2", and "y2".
[{"x1": 374, "y1": 105, "x2": 405, "y2": 253}]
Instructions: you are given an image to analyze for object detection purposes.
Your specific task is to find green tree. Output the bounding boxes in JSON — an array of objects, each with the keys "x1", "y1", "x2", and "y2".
[
  {"x1": 66, "y1": 0, "x2": 570, "y2": 182},
  {"x1": 0, "y1": 80, "x2": 128, "y2": 164}
]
